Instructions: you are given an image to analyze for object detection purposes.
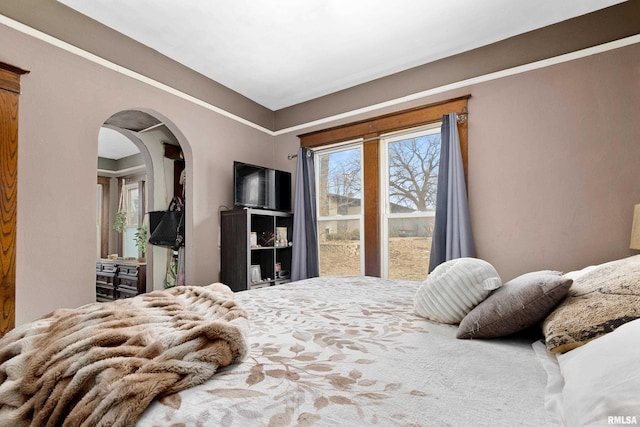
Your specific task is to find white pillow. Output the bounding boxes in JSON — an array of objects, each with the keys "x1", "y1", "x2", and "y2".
[
  {"x1": 413, "y1": 257, "x2": 501, "y2": 324},
  {"x1": 562, "y1": 264, "x2": 599, "y2": 281},
  {"x1": 558, "y1": 318, "x2": 640, "y2": 427}
]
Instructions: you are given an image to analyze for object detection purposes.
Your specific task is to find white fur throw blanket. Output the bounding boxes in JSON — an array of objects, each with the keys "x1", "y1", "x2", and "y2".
[{"x1": 0, "y1": 283, "x2": 249, "y2": 427}]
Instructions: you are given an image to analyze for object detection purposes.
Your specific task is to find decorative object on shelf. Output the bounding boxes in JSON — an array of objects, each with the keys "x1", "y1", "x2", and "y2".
[
  {"x1": 250, "y1": 232, "x2": 258, "y2": 248},
  {"x1": 259, "y1": 231, "x2": 274, "y2": 247},
  {"x1": 149, "y1": 197, "x2": 185, "y2": 250},
  {"x1": 250, "y1": 265, "x2": 262, "y2": 283},
  {"x1": 276, "y1": 227, "x2": 288, "y2": 247},
  {"x1": 277, "y1": 270, "x2": 290, "y2": 279}
]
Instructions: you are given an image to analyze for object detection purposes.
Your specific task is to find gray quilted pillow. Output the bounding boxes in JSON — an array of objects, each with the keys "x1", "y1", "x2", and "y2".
[{"x1": 457, "y1": 270, "x2": 572, "y2": 339}]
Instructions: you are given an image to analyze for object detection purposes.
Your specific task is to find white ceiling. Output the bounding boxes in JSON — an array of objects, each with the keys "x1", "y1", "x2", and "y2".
[
  {"x1": 98, "y1": 127, "x2": 139, "y2": 160},
  {"x1": 59, "y1": 0, "x2": 625, "y2": 110}
]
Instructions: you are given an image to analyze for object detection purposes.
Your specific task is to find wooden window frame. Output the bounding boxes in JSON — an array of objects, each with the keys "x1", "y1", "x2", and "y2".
[
  {"x1": 97, "y1": 176, "x2": 110, "y2": 258},
  {"x1": 114, "y1": 173, "x2": 147, "y2": 257},
  {"x1": 299, "y1": 96, "x2": 469, "y2": 277}
]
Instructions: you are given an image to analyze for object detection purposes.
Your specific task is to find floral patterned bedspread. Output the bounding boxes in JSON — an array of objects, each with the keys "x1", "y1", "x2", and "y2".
[{"x1": 138, "y1": 276, "x2": 551, "y2": 426}]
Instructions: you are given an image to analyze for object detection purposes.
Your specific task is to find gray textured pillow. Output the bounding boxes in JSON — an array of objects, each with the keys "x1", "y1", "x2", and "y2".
[{"x1": 457, "y1": 270, "x2": 572, "y2": 339}]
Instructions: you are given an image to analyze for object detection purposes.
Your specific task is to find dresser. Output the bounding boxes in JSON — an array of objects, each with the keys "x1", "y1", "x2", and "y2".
[{"x1": 96, "y1": 260, "x2": 146, "y2": 302}]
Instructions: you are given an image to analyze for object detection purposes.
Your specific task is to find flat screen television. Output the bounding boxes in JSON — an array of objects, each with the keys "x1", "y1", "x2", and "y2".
[{"x1": 233, "y1": 161, "x2": 292, "y2": 211}]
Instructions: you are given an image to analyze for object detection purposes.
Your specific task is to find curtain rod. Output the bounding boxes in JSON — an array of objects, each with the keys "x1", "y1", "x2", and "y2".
[{"x1": 287, "y1": 110, "x2": 468, "y2": 160}]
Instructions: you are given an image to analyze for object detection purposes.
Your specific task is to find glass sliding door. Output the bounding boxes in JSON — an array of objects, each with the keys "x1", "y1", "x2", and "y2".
[
  {"x1": 381, "y1": 125, "x2": 441, "y2": 280},
  {"x1": 315, "y1": 143, "x2": 364, "y2": 276}
]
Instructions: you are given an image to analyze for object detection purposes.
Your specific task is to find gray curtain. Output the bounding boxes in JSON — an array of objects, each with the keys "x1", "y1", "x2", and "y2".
[
  {"x1": 291, "y1": 147, "x2": 320, "y2": 281},
  {"x1": 429, "y1": 113, "x2": 476, "y2": 272}
]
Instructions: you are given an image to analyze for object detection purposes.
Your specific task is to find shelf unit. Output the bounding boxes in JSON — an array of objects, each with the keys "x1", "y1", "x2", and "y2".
[{"x1": 220, "y1": 208, "x2": 293, "y2": 292}]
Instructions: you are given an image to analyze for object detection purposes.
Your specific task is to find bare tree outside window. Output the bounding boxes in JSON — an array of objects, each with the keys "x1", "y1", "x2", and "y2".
[
  {"x1": 388, "y1": 134, "x2": 441, "y2": 213},
  {"x1": 315, "y1": 128, "x2": 441, "y2": 280},
  {"x1": 383, "y1": 128, "x2": 441, "y2": 280}
]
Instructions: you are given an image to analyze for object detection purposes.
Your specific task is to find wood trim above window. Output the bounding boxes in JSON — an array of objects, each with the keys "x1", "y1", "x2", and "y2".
[
  {"x1": 299, "y1": 95, "x2": 469, "y2": 147},
  {"x1": 299, "y1": 96, "x2": 469, "y2": 277}
]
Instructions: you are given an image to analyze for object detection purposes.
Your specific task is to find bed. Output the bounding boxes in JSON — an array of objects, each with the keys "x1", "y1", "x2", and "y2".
[
  {"x1": 139, "y1": 275, "x2": 550, "y2": 426},
  {"x1": 1, "y1": 257, "x2": 639, "y2": 426}
]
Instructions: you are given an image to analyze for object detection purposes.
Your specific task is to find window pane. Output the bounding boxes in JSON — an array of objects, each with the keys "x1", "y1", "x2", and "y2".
[
  {"x1": 318, "y1": 219, "x2": 360, "y2": 276},
  {"x1": 124, "y1": 226, "x2": 138, "y2": 258},
  {"x1": 387, "y1": 216, "x2": 433, "y2": 280},
  {"x1": 383, "y1": 127, "x2": 440, "y2": 280},
  {"x1": 317, "y1": 148, "x2": 362, "y2": 217},
  {"x1": 387, "y1": 133, "x2": 440, "y2": 213},
  {"x1": 126, "y1": 187, "x2": 139, "y2": 227}
]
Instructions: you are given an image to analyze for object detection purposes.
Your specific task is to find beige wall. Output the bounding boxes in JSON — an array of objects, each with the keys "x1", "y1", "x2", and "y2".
[
  {"x1": 273, "y1": 0, "x2": 640, "y2": 129},
  {"x1": 0, "y1": 0, "x2": 274, "y2": 131},
  {"x1": 275, "y1": 42, "x2": 640, "y2": 281},
  {"x1": 468, "y1": 44, "x2": 640, "y2": 278},
  {"x1": 1, "y1": 23, "x2": 275, "y2": 324},
  {"x1": 2, "y1": 6, "x2": 640, "y2": 325}
]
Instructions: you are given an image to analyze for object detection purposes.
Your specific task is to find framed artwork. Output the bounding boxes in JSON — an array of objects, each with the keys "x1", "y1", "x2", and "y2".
[{"x1": 250, "y1": 265, "x2": 262, "y2": 283}]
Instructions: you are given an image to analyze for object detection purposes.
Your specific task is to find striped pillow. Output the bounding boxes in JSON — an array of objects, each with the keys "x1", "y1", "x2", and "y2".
[{"x1": 414, "y1": 258, "x2": 502, "y2": 324}]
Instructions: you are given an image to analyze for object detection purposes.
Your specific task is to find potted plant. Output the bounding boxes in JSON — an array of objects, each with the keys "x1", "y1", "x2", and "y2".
[
  {"x1": 134, "y1": 225, "x2": 148, "y2": 261},
  {"x1": 113, "y1": 211, "x2": 127, "y2": 233},
  {"x1": 114, "y1": 182, "x2": 128, "y2": 233}
]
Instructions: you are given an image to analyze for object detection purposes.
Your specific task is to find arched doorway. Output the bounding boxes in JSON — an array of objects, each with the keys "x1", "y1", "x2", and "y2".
[{"x1": 97, "y1": 109, "x2": 190, "y2": 293}]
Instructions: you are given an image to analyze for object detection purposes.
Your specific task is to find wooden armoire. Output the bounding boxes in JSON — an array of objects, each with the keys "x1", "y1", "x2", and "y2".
[{"x1": 0, "y1": 62, "x2": 29, "y2": 336}]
